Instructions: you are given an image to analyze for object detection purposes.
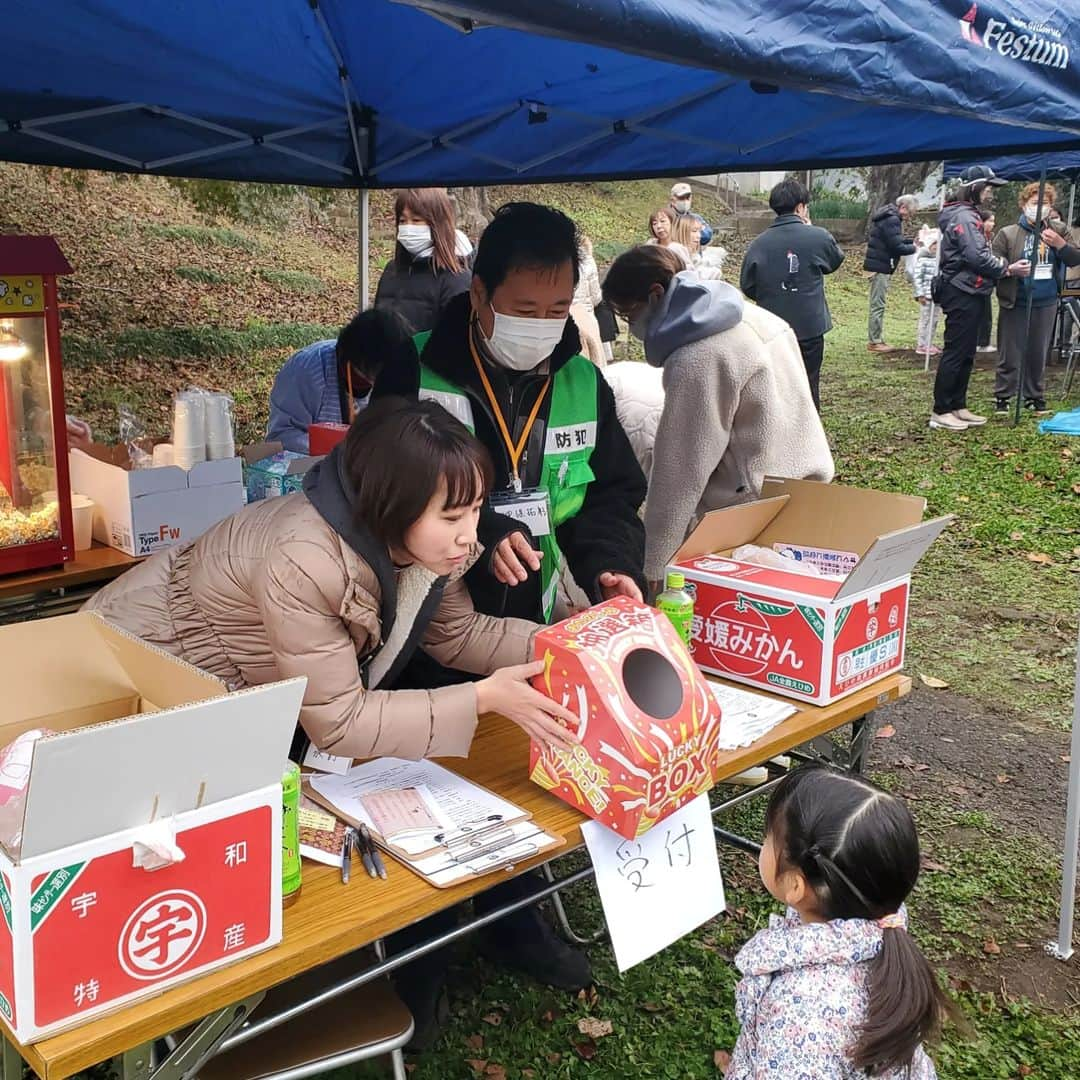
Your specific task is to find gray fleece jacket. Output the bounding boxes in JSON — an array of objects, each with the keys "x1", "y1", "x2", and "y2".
[{"x1": 641, "y1": 273, "x2": 834, "y2": 580}]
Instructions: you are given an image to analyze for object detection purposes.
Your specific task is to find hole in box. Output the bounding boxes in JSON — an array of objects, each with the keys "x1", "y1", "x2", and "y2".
[{"x1": 622, "y1": 648, "x2": 683, "y2": 720}]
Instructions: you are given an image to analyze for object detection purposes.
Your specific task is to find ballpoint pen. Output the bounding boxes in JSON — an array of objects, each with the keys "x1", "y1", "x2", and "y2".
[
  {"x1": 355, "y1": 825, "x2": 377, "y2": 879},
  {"x1": 340, "y1": 827, "x2": 353, "y2": 885},
  {"x1": 360, "y1": 823, "x2": 387, "y2": 880}
]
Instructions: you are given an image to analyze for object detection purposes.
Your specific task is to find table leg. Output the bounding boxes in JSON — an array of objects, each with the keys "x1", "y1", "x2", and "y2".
[
  {"x1": 540, "y1": 862, "x2": 607, "y2": 946},
  {"x1": 119, "y1": 1044, "x2": 153, "y2": 1080},
  {"x1": 849, "y1": 711, "x2": 872, "y2": 775},
  {"x1": 0, "y1": 1037, "x2": 21, "y2": 1080}
]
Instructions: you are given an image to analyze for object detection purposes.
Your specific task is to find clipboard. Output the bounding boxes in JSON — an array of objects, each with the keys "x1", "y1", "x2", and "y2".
[{"x1": 303, "y1": 759, "x2": 564, "y2": 888}]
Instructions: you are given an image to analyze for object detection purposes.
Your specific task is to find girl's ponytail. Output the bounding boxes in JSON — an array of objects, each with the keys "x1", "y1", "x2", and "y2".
[{"x1": 851, "y1": 925, "x2": 950, "y2": 1073}]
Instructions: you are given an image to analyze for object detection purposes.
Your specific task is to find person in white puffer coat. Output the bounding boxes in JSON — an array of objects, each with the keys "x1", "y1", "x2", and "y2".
[{"x1": 602, "y1": 361, "x2": 665, "y2": 481}]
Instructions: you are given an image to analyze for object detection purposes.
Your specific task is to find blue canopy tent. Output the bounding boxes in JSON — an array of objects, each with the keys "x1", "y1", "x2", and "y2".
[
  {"x1": 945, "y1": 154, "x2": 1080, "y2": 182},
  {"x1": 2, "y1": 0, "x2": 1080, "y2": 964}
]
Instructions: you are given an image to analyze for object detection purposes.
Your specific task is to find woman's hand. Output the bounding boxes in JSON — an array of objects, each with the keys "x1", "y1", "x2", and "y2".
[{"x1": 476, "y1": 660, "x2": 580, "y2": 750}]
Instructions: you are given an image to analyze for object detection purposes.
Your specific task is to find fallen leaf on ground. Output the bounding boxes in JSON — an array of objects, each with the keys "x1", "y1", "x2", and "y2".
[
  {"x1": 919, "y1": 674, "x2": 949, "y2": 689},
  {"x1": 523, "y1": 1071, "x2": 536, "y2": 1078},
  {"x1": 921, "y1": 857, "x2": 949, "y2": 873},
  {"x1": 875, "y1": 724, "x2": 896, "y2": 739},
  {"x1": 484, "y1": 1066, "x2": 507, "y2": 1080},
  {"x1": 1010, "y1": 530, "x2": 1024, "y2": 541},
  {"x1": 997, "y1": 774, "x2": 1012, "y2": 784},
  {"x1": 481, "y1": 1013, "x2": 503, "y2": 1026},
  {"x1": 1019, "y1": 1064, "x2": 1034, "y2": 1076},
  {"x1": 1062, "y1": 756, "x2": 1071, "y2": 764},
  {"x1": 545, "y1": 1053, "x2": 562, "y2": 1066},
  {"x1": 1027, "y1": 552, "x2": 1054, "y2": 564},
  {"x1": 465, "y1": 1060, "x2": 487, "y2": 1075},
  {"x1": 466, "y1": 1034, "x2": 484, "y2": 1051},
  {"x1": 1073, "y1": 483, "x2": 1080, "y2": 495},
  {"x1": 641, "y1": 1001, "x2": 664, "y2": 1013},
  {"x1": 577, "y1": 1017, "x2": 613, "y2": 1039},
  {"x1": 573, "y1": 1037, "x2": 598, "y2": 1060},
  {"x1": 983, "y1": 937, "x2": 1001, "y2": 955}
]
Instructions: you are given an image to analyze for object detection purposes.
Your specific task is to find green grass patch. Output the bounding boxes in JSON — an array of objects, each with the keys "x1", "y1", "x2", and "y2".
[
  {"x1": 258, "y1": 268, "x2": 326, "y2": 294},
  {"x1": 142, "y1": 223, "x2": 256, "y2": 251},
  {"x1": 174, "y1": 265, "x2": 235, "y2": 285},
  {"x1": 113, "y1": 321, "x2": 337, "y2": 360}
]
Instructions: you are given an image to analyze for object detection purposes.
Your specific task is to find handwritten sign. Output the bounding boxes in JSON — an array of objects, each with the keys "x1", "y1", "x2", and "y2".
[{"x1": 582, "y1": 793, "x2": 725, "y2": 972}]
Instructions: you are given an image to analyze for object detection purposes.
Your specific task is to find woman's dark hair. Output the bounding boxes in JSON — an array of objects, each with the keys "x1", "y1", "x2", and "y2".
[
  {"x1": 336, "y1": 308, "x2": 414, "y2": 379},
  {"x1": 472, "y1": 202, "x2": 580, "y2": 296},
  {"x1": 769, "y1": 177, "x2": 811, "y2": 216},
  {"x1": 394, "y1": 188, "x2": 464, "y2": 274},
  {"x1": 342, "y1": 398, "x2": 493, "y2": 551},
  {"x1": 602, "y1": 245, "x2": 682, "y2": 310},
  {"x1": 765, "y1": 764, "x2": 953, "y2": 1075}
]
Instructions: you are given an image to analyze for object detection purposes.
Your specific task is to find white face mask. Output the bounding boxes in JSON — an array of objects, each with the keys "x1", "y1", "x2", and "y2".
[
  {"x1": 483, "y1": 304, "x2": 567, "y2": 371},
  {"x1": 629, "y1": 294, "x2": 659, "y2": 342},
  {"x1": 673, "y1": 199, "x2": 691, "y2": 214},
  {"x1": 1022, "y1": 204, "x2": 1041, "y2": 223},
  {"x1": 398, "y1": 224, "x2": 434, "y2": 258}
]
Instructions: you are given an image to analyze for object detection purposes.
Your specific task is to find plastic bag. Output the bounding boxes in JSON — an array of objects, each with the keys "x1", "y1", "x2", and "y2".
[
  {"x1": 118, "y1": 405, "x2": 153, "y2": 470},
  {"x1": 732, "y1": 543, "x2": 824, "y2": 577},
  {"x1": 1039, "y1": 407, "x2": 1080, "y2": 436}
]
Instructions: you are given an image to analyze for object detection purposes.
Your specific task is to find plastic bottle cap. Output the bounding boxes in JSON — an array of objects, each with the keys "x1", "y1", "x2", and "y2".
[{"x1": 665, "y1": 571, "x2": 686, "y2": 590}]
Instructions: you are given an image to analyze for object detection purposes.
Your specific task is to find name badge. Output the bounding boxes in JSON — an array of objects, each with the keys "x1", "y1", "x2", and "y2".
[
  {"x1": 490, "y1": 487, "x2": 552, "y2": 537},
  {"x1": 1034, "y1": 261, "x2": 1054, "y2": 280}
]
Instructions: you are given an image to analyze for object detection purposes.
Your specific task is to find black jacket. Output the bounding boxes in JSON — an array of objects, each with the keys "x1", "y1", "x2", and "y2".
[
  {"x1": 863, "y1": 205, "x2": 916, "y2": 274},
  {"x1": 740, "y1": 215, "x2": 845, "y2": 340},
  {"x1": 372, "y1": 293, "x2": 647, "y2": 622},
  {"x1": 938, "y1": 201, "x2": 1008, "y2": 296},
  {"x1": 373, "y1": 255, "x2": 471, "y2": 334}
]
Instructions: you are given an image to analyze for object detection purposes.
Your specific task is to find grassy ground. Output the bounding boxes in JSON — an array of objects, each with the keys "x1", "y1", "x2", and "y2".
[{"x1": 5, "y1": 166, "x2": 1077, "y2": 1077}]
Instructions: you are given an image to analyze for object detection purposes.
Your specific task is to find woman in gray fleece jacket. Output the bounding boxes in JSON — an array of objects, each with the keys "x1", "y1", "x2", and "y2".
[{"x1": 603, "y1": 246, "x2": 834, "y2": 584}]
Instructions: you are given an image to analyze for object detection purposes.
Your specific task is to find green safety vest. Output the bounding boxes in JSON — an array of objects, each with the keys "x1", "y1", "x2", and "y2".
[{"x1": 414, "y1": 331, "x2": 598, "y2": 622}]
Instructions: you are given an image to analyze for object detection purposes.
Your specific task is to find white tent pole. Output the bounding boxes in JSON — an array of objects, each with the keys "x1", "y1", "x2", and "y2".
[
  {"x1": 1050, "y1": 600, "x2": 1080, "y2": 961},
  {"x1": 1069, "y1": 181, "x2": 1077, "y2": 227},
  {"x1": 358, "y1": 190, "x2": 370, "y2": 311}
]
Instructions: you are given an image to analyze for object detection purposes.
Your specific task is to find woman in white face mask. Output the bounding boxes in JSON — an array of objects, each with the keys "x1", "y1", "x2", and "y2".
[{"x1": 373, "y1": 188, "x2": 473, "y2": 333}]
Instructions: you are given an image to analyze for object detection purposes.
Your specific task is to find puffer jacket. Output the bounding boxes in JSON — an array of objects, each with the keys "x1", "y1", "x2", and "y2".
[
  {"x1": 863, "y1": 204, "x2": 916, "y2": 274},
  {"x1": 603, "y1": 362, "x2": 664, "y2": 481},
  {"x1": 373, "y1": 254, "x2": 471, "y2": 333},
  {"x1": 85, "y1": 446, "x2": 536, "y2": 760}
]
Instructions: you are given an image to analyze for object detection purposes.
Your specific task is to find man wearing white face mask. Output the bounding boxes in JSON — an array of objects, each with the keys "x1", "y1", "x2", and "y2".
[
  {"x1": 374, "y1": 201, "x2": 647, "y2": 629},
  {"x1": 670, "y1": 181, "x2": 714, "y2": 247},
  {"x1": 373, "y1": 188, "x2": 473, "y2": 333}
]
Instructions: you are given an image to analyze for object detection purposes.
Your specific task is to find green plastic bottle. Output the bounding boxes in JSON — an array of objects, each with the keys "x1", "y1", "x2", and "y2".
[
  {"x1": 657, "y1": 571, "x2": 694, "y2": 647},
  {"x1": 281, "y1": 761, "x2": 302, "y2": 907}
]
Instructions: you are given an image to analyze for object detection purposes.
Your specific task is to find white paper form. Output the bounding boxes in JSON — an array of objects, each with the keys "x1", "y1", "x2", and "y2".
[
  {"x1": 582, "y1": 794, "x2": 725, "y2": 972},
  {"x1": 309, "y1": 758, "x2": 526, "y2": 855},
  {"x1": 709, "y1": 682, "x2": 797, "y2": 750}
]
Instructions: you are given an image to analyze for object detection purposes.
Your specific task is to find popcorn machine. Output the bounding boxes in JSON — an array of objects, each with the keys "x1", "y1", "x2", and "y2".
[{"x1": 0, "y1": 236, "x2": 74, "y2": 575}]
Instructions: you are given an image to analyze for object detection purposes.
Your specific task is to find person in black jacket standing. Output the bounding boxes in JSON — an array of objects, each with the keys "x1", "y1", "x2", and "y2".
[
  {"x1": 931, "y1": 166, "x2": 1030, "y2": 432},
  {"x1": 864, "y1": 195, "x2": 918, "y2": 352},
  {"x1": 740, "y1": 178, "x2": 844, "y2": 410}
]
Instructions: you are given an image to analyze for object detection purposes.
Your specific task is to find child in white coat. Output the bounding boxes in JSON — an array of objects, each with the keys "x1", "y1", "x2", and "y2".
[{"x1": 913, "y1": 228, "x2": 941, "y2": 356}]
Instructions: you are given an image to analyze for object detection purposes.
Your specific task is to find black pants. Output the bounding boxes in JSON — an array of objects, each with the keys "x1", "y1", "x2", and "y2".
[
  {"x1": 933, "y1": 283, "x2": 986, "y2": 415},
  {"x1": 977, "y1": 293, "x2": 993, "y2": 348},
  {"x1": 797, "y1": 335, "x2": 824, "y2": 411}
]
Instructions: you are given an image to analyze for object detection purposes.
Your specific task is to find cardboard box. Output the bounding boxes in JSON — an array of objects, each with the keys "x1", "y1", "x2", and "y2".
[
  {"x1": 308, "y1": 422, "x2": 349, "y2": 456},
  {"x1": 69, "y1": 445, "x2": 243, "y2": 558},
  {"x1": 529, "y1": 597, "x2": 723, "y2": 839},
  {"x1": 241, "y1": 442, "x2": 319, "y2": 503},
  {"x1": 0, "y1": 613, "x2": 305, "y2": 1043},
  {"x1": 669, "y1": 479, "x2": 950, "y2": 706}
]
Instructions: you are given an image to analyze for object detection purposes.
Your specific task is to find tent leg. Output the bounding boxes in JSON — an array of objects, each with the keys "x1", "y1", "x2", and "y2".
[
  {"x1": 1049, "y1": 607, "x2": 1080, "y2": 961},
  {"x1": 1014, "y1": 162, "x2": 1047, "y2": 426},
  {"x1": 358, "y1": 189, "x2": 370, "y2": 311},
  {"x1": 1068, "y1": 181, "x2": 1076, "y2": 228}
]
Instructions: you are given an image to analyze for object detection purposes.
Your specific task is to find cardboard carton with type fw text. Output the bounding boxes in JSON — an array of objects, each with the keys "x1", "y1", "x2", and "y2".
[{"x1": 529, "y1": 597, "x2": 722, "y2": 839}]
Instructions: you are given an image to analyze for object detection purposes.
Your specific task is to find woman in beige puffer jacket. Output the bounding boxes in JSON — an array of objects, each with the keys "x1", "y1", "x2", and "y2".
[{"x1": 87, "y1": 400, "x2": 577, "y2": 761}]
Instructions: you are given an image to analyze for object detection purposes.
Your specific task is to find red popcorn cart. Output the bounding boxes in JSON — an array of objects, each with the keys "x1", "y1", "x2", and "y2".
[{"x1": 0, "y1": 237, "x2": 74, "y2": 576}]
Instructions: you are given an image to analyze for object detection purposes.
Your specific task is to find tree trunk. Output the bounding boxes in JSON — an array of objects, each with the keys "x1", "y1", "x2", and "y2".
[
  {"x1": 448, "y1": 187, "x2": 493, "y2": 242},
  {"x1": 863, "y1": 162, "x2": 940, "y2": 216}
]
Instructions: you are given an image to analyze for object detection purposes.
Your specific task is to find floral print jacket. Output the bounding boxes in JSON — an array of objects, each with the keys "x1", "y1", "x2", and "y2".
[{"x1": 726, "y1": 907, "x2": 937, "y2": 1079}]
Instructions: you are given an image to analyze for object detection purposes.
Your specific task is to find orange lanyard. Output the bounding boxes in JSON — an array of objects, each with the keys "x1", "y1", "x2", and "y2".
[
  {"x1": 345, "y1": 365, "x2": 357, "y2": 423},
  {"x1": 469, "y1": 326, "x2": 550, "y2": 492}
]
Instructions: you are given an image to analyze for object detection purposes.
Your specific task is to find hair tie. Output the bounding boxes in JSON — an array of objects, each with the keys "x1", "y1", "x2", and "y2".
[
  {"x1": 877, "y1": 911, "x2": 907, "y2": 931},
  {"x1": 806, "y1": 843, "x2": 822, "y2": 860}
]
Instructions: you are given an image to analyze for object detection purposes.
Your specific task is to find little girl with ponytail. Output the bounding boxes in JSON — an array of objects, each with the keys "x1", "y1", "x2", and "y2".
[{"x1": 720, "y1": 764, "x2": 950, "y2": 1079}]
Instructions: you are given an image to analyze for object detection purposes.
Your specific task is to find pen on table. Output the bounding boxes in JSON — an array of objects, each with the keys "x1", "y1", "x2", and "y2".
[
  {"x1": 340, "y1": 827, "x2": 353, "y2": 885},
  {"x1": 434, "y1": 814, "x2": 503, "y2": 844},
  {"x1": 360, "y1": 823, "x2": 387, "y2": 880},
  {"x1": 355, "y1": 824, "x2": 377, "y2": 879}
]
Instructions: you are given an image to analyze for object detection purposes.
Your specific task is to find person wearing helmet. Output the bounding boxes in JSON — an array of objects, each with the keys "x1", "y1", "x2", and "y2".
[{"x1": 931, "y1": 165, "x2": 1031, "y2": 432}]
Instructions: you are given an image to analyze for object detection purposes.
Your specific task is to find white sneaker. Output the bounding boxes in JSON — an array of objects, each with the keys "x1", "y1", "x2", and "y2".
[
  {"x1": 976, "y1": 345, "x2": 996, "y2": 353},
  {"x1": 955, "y1": 408, "x2": 987, "y2": 425},
  {"x1": 929, "y1": 412, "x2": 969, "y2": 431}
]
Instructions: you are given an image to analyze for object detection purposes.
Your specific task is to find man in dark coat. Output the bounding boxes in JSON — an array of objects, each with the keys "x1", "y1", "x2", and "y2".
[
  {"x1": 863, "y1": 194, "x2": 918, "y2": 352},
  {"x1": 740, "y1": 178, "x2": 844, "y2": 409}
]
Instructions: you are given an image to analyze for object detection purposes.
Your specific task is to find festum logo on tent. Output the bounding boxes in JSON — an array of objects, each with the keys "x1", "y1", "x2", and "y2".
[{"x1": 959, "y1": 3, "x2": 1070, "y2": 70}]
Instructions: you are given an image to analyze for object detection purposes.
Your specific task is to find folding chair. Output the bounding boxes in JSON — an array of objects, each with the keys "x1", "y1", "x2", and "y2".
[{"x1": 194, "y1": 953, "x2": 413, "y2": 1080}]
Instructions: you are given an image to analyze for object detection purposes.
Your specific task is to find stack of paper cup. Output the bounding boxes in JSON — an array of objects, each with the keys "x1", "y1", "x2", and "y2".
[
  {"x1": 172, "y1": 391, "x2": 206, "y2": 470},
  {"x1": 204, "y1": 392, "x2": 236, "y2": 461},
  {"x1": 152, "y1": 442, "x2": 175, "y2": 468}
]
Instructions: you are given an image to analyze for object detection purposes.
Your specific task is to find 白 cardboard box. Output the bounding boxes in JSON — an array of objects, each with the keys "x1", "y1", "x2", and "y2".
[
  {"x1": 0, "y1": 612, "x2": 305, "y2": 1043},
  {"x1": 530, "y1": 597, "x2": 723, "y2": 839},
  {"x1": 241, "y1": 442, "x2": 319, "y2": 503},
  {"x1": 69, "y1": 445, "x2": 243, "y2": 557},
  {"x1": 668, "y1": 479, "x2": 950, "y2": 706}
]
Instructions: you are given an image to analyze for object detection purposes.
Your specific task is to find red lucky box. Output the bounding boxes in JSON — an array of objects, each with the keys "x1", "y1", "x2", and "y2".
[
  {"x1": 529, "y1": 597, "x2": 723, "y2": 839},
  {"x1": 669, "y1": 479, "x2": 951, "y2": 706}
]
